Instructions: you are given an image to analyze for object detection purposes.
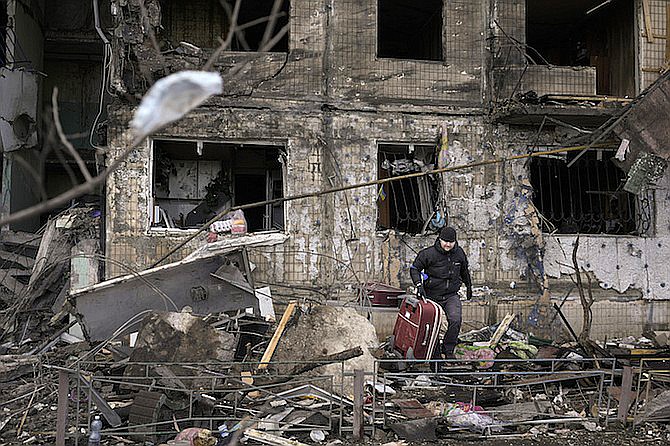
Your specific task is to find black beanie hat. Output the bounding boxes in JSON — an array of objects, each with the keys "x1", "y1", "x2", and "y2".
[{"x1": 439, "y1": 226, "x2": 457, "y2": 242}]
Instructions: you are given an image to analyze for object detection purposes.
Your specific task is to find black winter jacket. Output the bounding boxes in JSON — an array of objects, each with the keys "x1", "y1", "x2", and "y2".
[{"x1": 410, "y1": 238, "x2": 472, "y2": 300}]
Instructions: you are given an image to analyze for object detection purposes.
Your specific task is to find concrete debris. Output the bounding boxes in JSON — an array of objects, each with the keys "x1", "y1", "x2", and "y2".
[
  {"x1": 129, "y1": 311, "x2": 236, "y2": 364},
  {"x1": 271, "y1": 305, "x2": 380, "y2": 396},
  {"x1": 637, "y1": 390, "x2": 670, "y2": 423}
]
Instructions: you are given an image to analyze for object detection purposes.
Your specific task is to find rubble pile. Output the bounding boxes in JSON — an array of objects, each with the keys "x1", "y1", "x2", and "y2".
[{"x1": 2, "y1": 223, "x2": 670, "y2": 446}]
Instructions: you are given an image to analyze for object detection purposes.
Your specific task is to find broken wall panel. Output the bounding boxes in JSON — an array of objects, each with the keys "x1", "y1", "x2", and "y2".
[
  {"x1": 73, "y1": 254, "x2": 259, "y2": 341},
  {"x1": 613, "y1": 71, "x2": 670, "y2": 166}
]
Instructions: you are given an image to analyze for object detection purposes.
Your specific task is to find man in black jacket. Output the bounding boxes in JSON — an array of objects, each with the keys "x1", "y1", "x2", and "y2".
[{"x1": 410, "y1": 226, "x2": 472, "y2": 359}]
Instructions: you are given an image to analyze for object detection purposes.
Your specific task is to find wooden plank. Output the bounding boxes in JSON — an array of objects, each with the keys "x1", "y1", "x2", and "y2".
[
  {"x1": 56, "y1": 371, "x2": 68, "y2": 446},
  {"x1": 352, "y1": 369, "x2": 364, "y2": 441},
  {"x1": 642, "y1": 0, "x2": 656, "y2": 44},
  {"x1": 258, "y1": 301, "x2": 296, "y2": 370},
  {"x1": 244, "y1": 428, "x2": 309, "y2": 446},
  {"x1": 618, "y1": 366, "x2": 634, "y2": 423},
  {"x1": 29, "y1": 220, "x2": 56, "y2": 287},
  {"x1": 488, "y1": 313, "x2": 514, "y2": 349}
]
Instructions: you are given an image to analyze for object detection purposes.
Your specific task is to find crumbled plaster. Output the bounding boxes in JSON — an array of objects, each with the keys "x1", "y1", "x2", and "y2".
[
  {"x1": 0, "y1": 68, "x2": 38, "y2": 152},
  {"x1": 544, "y1": 235, "x2": 670, "y2": 300}
]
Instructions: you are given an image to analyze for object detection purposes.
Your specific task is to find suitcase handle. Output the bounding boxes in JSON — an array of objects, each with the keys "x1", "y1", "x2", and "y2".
[
  {"x1": 404, "y1": 296, "x2": 423, "y2": 308},
  {"x1": 404, "y1": 295, "x2": 427, "y2": 309},
  {"x1": 422, "y1": 324, "x2": 430, "y2": 346}
]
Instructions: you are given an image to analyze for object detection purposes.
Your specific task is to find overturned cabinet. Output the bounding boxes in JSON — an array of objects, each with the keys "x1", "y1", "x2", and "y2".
[{"x1": 71, "y1": 249, "x2": 259, "y2": 341}]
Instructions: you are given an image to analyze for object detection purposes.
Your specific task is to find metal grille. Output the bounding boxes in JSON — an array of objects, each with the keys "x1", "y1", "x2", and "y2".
[
  {"x1": 377, "y1": 144, "x2": 437, "y2": 234},
  {"x1": 529, "y1": 150, "x2": 648, "y2": 235}
]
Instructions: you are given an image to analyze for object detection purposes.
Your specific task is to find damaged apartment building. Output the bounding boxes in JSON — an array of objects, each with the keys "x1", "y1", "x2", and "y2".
[{"x1": 1, "y1": 0, "x2": 670, "y2": 339}]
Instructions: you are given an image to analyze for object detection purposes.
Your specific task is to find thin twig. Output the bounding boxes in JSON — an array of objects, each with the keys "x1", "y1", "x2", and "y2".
[
  {"x1": 260, "y1": 0, "x2": 284, "y2": 50},
  {"x1": 15, "y1": 384, "x2": 39, "y2": 437},
  {"x1": 52, "y1": 88, "x2": 92, "y2": 182},
  {"x1": 204, "y1": 0, "x2": 243, "y2": 71}
]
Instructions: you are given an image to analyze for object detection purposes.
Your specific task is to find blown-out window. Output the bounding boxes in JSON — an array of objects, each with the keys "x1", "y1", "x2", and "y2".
[
  {"x1": 151, "y1": 139, "x2": 285, "y2": 232},
  {"x1": 377, "y1": 0, "x2": 443, "y2": 61},
  {"x1": 529, "y1": 149, "x2": 649, "y2": 235},
  {"x1": 160, "y1": 0, "x2": 289, "y2": 52},
  {"x1": 377, "y1": 144, "x2": 437, "y2": 234}
]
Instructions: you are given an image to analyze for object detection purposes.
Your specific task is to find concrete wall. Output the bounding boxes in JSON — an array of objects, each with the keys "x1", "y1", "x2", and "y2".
[
  {"x1": 368, "y1": 297, "x2": 670, "y2": 342},
  {"x1": 103, "y1": 1, "x2": 670, "y2": 338},
  {"x1": 5, "y1": 0, "x2": 44, "y2": 70}
]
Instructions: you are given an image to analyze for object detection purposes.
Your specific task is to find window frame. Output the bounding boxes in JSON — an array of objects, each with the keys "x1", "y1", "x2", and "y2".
[{"x1": 147, "y1": 137, "x2": 287, "y2": 235}]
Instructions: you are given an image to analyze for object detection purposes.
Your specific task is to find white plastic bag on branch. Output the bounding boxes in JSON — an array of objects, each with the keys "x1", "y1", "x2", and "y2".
[{"x1": 130, "y1": 70, "x2": 223, "y2": 144}]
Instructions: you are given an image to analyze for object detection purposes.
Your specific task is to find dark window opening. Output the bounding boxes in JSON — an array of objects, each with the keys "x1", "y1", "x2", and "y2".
[
  {"x1": 526, "y1": 0, "x2": 635, "y2": 96},
  {"x1": 0, "y1": 1, "x2": 7, "y2": 66},
  {"x1": 529, "y1": 150, "x2": 642, "y2": 235},
  {"x1": 152, "y1": 140, "x2": 284, "y2": 232},
  {"x1": 377, "y1": 0, "x2": 443, "y2": 61},
  {"x1": 160, "y1": 0, "x2": 289, "y2": 52},
  {"x1": 377, "y1": 144, "x2": 437, "y2": 234}
]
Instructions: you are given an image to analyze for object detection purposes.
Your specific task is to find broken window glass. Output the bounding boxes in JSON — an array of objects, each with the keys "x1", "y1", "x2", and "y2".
[
  {"x1": 529, "y1": 149, "x2": 649, "y2": 235},
  {"x1": 160, "y1": 0, "x2": 289, "y2": 52},
  {"x1": 377, "y1": 0, "x2": 443, "y2": 61},
  {"x1": 151, "y1": 139, "x2": 285, "y2": 232},
  {"x1": 377, "y1": 144, "x2": 437, "y2": 235}
]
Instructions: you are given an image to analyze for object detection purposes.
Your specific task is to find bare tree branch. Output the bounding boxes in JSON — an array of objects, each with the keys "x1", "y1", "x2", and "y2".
[
  {"x1": 261, "y1": 0, "x2": 284, "y2": 50},
  {"x1": 204, "y1": 0, "x2": 243, "y2": 71},
  {"x1": 0, "y1": 139, "x2": 142, "y2": 227},
  {"x1": 52, "y1": 88, "x2": 93, "y2": 182}
]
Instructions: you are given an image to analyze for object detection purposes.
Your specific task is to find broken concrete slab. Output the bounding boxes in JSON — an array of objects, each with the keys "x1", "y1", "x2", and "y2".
[
  {"x1": 72, "y1": 252, "x2": 259, "y2": 340},
  {"x1": 491, "y1": 400, "x2": 553, "y2": 422},
  {"x1": 129, "y1": 311, "x2": 236, "y2": 364},
  {"x1": 613, "y1": 71, "x2": 670, "y2": 170}
]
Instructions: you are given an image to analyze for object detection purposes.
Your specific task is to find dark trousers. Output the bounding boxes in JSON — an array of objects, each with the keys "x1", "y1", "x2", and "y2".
[{"x1": 436, "y1": 294, "x2": 462, "y2": 355}]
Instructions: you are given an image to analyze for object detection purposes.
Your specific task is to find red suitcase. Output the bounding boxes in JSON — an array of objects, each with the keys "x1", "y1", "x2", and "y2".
[{"x1": 392, "y1": 294, "x2": 445, "y2": 360}]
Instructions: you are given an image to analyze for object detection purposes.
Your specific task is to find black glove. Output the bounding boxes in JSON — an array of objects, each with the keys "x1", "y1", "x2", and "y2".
[{"x1": 466, "y1": 287, "x2": 473, "y2": 300}]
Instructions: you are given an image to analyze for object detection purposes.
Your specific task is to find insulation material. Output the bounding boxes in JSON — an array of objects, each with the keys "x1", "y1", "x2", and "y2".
[
  {"x1": 0, "y1": 68, "x2": 38, "y2": 152},
  {"x1": 624, "y1": 152, "x2": 668, "y2": 194}
]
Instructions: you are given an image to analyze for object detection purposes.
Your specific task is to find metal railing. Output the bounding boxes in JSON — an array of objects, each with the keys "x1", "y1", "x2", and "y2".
[{"x1": 374, "y1": 357, "x2": 617, "y2": 437}]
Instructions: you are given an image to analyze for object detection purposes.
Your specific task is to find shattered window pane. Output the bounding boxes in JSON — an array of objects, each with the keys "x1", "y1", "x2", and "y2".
[
  {"x1": 377, "y1": 144, "x2": 437, "y2": 235},
  {"x1": 151, "y1": 139, "x2": 285, "y2": 231},
  {"x1": 529, "y1": 150, "x2": 644, "y2": 235}
]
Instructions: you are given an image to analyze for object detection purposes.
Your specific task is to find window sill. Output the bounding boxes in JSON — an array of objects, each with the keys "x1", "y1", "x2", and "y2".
[{"x1": 185, "y1": 231, "x2": 289, "y2": 261}]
